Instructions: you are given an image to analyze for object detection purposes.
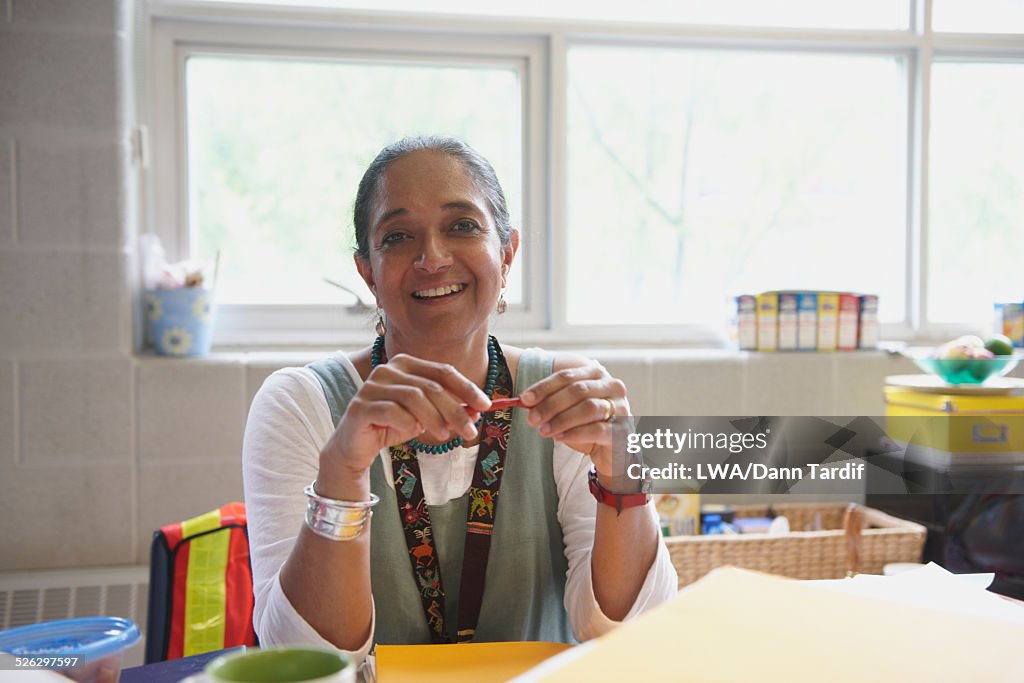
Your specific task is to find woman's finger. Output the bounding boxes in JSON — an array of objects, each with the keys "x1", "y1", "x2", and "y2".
[
  {"x1": 364, "y1": 366, "x2": 479, "y2": 440},
  {"x1": 520, "y1": 364, "x2": 605, "y2": 408},
  {"x1": 538, "y1": 396, "x2": 620, "y2": 439},
  {"x1": 359, "y1": 382, "x2": 450, "y2": 441},
  {"x1": 527, "y1": 377, "x2": 625, "y2": 430},
  {"x1": 329, "y1": 397, "x2": 423, "y2": 471},
  {"x1": 417, "y1": 377, "x2": 480, "y2": 441},
  {"x1": 388, "y1": 354, "x2": 491, "y2": 410},
  {"x1": 353, "y1": 398, "x2": 423, "y2": 440},
  {"x1": 549, "y1": 421, "x2": 615, "y2": 449},
  {"x1": 365, "y1": 368, "x2": 477, "y2": 440}
]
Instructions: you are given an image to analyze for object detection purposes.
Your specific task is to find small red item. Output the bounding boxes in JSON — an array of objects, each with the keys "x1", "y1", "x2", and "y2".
[
  {"x1": 485, "y1": 397, "x2": 522, "y2": 410},
  {"x1": 373, "y1": 397, "x2": 523, "y2": 430},
  {"x1": 461, "y1": 396, "x2": 522, "y2": 415}
]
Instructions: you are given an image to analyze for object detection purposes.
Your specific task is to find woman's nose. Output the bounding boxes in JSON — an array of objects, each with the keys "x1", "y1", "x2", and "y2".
[{"x1": 414, "y1": 234, "x2": 452, "y2": 272}]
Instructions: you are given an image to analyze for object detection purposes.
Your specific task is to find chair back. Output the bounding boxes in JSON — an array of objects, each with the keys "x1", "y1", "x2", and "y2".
[{"x1": 145, "y1": 502, "x2": 258, "y2": 663}]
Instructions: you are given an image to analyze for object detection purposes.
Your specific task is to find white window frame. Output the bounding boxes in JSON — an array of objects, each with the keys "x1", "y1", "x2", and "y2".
[
  {"x1": 142, "y1": 0, "x2": 1024, "y2": 348},
  {"x1": 145, "y1": 5, "x2": 549, "y2": 346}
]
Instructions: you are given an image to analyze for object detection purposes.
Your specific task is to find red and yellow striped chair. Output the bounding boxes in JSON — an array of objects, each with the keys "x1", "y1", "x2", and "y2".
[{"x1": 145, "y1": 502, "x2": 258, "y2": 663}]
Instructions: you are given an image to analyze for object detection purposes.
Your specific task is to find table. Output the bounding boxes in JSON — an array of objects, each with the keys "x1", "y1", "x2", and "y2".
[
  {"x1": 120, "y1": 648, "x2": 241, "y2": 683},
  {"x1": 118, "y1": 641, "x2": 567, "y2": 682}
]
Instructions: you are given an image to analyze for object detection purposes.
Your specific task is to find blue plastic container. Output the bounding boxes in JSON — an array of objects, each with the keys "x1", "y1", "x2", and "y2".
[
  {"x1": 0, "y1": 616, "x2": 141, "y2": 682},
  {"x1": 144, "y1": 288, "x2": 216, "y2": 356}
]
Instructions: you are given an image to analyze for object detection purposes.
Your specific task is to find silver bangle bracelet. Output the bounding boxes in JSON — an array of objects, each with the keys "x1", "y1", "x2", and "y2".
[
  {"x1": 303, "y1": 481, "x2": 380, "y2": 542},
  {"x1": 305, "y1": 481, "x2": 380, "y2": 507},
  {"x1": 305, "y1": 507, "x2": 373, "y2": 541}
]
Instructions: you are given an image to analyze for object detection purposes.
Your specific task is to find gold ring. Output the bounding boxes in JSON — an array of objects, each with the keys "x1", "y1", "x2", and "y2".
[{"x1": 602, "y1": 398, "x2": 616, "y2": 422}]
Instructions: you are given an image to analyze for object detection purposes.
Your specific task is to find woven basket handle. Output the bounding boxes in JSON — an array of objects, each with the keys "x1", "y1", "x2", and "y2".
[{"x1": 843, "y1": 503, "x2": 863, "y2": 577}]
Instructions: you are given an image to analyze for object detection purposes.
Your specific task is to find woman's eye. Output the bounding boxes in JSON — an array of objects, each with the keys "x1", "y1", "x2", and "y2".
[{"x1": 453, "y1": 220, "x2": 480, "y2": 233}]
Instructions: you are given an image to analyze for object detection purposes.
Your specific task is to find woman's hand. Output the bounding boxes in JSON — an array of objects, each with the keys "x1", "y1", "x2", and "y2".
[
  {"x1": 520, "y1": 357, "x2": 628, "y2": 477},
  {"x1": 317, "y1": 355, "x2": 491, "y2": 495}
]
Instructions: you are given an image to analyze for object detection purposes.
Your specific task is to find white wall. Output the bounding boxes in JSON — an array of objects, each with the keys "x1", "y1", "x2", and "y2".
[
  {"x1": 1, "y1": 0, "x2": 138, "y2": 571},
  {"x1": 3, "y1": 1, "x2": 1014, "y2": 573}
]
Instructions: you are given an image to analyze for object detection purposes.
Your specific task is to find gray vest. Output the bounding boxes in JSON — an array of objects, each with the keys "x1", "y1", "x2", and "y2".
[{"x1": 306, "y1": 348, "x2": 574, "y2": 645}]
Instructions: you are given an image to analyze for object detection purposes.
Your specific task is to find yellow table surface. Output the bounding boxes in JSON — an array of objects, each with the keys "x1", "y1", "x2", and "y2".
[{"x1": 375, "y1": 641, "x2": 573, "y2": 683}]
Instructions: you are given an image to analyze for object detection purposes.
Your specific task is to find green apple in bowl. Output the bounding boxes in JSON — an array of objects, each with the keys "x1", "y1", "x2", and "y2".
[{"x1": 984, "y1": 334, "x2": 1015, "y2": 357}]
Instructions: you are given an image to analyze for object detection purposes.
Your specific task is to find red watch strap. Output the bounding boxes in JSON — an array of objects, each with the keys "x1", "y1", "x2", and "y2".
[{"x1": 588, "y1": 468, "x2": 649, "y2": 513}]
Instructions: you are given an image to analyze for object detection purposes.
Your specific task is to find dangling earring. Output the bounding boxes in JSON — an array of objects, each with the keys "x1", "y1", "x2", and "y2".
[
  {"x1": 496, "y1": 292, "x2": 507, "y2": 315},
  {"x1": 375, "y1": 308, "x2": 386, "y2": 336}
]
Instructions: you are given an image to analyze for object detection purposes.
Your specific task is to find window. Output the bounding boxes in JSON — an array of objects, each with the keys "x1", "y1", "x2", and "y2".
[
  {"x1": 148, "y1": 17, "x2": 545, "y2": 343},
  {"x1": 145, "y1": 1, "x2": 1024, "y2": 345},
  {"x1": 567, "y1": 47, "x2": 907, "y2": 326},
  {"x1": 932, "y1": 0, "x2": 1024, "y2": 34},
  {"x1": 928, "y1": 60, "x2": 1024, "y2": 325},
  {"x1": 196, "y1": 0, "x2": 911, "y2": 30},
  {"x1": 186, "y1": 55, "x2": 523, "y2": 306}
]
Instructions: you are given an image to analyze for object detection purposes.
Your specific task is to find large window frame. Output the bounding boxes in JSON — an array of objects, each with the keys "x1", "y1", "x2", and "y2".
[{"x1": 143, "y1": 0, "x2": 1024, "y2": 347}]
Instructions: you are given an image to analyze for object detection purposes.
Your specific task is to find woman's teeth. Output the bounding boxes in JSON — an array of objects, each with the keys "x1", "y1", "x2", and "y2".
[{"x1": 413, "y1": 283, "x2": 466, "y2": 299}]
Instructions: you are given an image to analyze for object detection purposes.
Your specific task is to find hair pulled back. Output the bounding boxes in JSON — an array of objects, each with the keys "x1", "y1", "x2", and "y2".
[{"x1": 353, "y1": 136, "x2": 513, "y2": 259}]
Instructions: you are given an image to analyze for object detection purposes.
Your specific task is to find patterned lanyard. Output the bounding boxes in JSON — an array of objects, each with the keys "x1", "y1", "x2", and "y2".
[{"x1": 383, "y1": 337, "x2": 513, "y2": 644}]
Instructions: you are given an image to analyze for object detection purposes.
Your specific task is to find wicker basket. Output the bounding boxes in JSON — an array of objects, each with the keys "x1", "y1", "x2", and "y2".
[{"x1": 665, "y1": 503, "x2": 927, "y2": 589}]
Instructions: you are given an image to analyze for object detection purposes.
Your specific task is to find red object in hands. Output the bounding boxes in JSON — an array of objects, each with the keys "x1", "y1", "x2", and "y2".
[
  {"x1": 372, "y1": 397, "x2": 522, "y2": 430},
  {"x1": 477, "y1": 397, "x2": 522, "y2": 412}
]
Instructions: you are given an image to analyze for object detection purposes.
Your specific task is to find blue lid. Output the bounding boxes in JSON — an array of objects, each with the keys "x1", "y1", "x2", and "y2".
[{"x1": 0, "y1": 617, "x2": 140, "y2": 661}]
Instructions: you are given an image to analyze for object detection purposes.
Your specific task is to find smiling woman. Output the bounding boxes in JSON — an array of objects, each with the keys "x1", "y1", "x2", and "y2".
[
  {"x1": 354, "y1": 141, "x2": 517, "y2": 353},
  {"x1": 240, "y1": 136, "x2": 677, "y2": 661}
]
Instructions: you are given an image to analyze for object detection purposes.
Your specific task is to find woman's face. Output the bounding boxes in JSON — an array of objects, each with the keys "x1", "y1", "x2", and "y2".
[{"x1": 355, "y1": 150, "x2": 518, "y2": 345}]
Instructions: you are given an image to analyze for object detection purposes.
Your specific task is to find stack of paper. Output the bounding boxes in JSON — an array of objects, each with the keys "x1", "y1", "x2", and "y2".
[{"x1": 514, "y1": 565, "x2": 1024, "y2": 682}]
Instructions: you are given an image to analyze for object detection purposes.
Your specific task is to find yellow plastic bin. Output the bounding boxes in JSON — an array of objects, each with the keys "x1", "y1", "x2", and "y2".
[{"x1": 884, "y1": 376, "x2": 1024, "y2": 467}]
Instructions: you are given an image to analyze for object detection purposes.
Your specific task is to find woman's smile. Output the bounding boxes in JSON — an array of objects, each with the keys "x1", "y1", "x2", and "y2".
[{"x1": 411, "y1": 282, "x2": 468, "y2": 301}]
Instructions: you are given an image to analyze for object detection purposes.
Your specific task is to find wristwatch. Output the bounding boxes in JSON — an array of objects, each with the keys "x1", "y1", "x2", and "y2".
[{"x1": 588, "y1": 467, "x2": 650, "y2": 513}]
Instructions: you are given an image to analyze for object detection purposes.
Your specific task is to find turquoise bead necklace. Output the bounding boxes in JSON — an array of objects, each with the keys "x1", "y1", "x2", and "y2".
[{"x1": 370, "y1": 335, "x2": 499, "y2": 454}]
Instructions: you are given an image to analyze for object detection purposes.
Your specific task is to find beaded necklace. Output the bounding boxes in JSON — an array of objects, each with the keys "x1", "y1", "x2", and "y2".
[{"x1": 370, "y1": 335, "x2": 499, "y2": 454}]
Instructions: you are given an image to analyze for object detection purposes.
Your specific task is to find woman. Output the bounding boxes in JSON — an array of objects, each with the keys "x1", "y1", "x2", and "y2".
[{"x1": 242, "y1": 136, "x2": 677, "y2": 661}]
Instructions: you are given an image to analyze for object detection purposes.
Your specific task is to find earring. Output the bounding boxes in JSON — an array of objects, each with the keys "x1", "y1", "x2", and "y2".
[
  {"x1": 496, "y1": 293, "x2": 507, "y2": 315},
  {"x1": 375, "y1": 308, "x2": 386, "y2": 336}
]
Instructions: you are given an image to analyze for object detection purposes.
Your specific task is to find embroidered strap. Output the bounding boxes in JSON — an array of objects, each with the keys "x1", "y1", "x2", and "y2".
[
  {"x1": 456, "y1": 344, "x2": 513, "y2": 643},
  {"x1": 386, "y1": 338, "x2": 513, "y2": 644}
]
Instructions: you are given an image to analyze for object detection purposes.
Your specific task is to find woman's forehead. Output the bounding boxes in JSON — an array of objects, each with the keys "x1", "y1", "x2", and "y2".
[{"x1": 375, "y1": 150, "x2": 488, "y2": 212}]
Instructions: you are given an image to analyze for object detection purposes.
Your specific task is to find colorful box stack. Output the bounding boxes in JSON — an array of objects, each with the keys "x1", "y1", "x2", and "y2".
[
  {"x1": 994, "y1": 303, "x2": 1024, "y2": 347},
  {"x1": 736, "y1": 291, "x2": 880, "y2": 351}
]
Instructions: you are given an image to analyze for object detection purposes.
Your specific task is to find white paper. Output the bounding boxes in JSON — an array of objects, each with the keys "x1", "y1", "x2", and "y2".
[{"x1": 807, "y1": 562, "x2": 1024, "y2": 626}]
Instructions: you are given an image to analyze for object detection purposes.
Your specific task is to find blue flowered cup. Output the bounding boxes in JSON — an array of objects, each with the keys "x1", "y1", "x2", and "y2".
[{"x1": 143, "y1": 288, "x2": 217, "y2": 356}]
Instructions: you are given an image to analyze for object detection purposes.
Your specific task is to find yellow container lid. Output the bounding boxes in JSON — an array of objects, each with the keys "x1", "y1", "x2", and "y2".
[{"x1": 885, "y1": 375, "x2": 1024, "y2": 413}]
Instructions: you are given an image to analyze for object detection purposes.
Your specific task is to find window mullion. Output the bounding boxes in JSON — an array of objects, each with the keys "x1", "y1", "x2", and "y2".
[
  {"x1": 548, "y1": 29, "x2": 569, "y2": 335},
  {"x1": 906, "y1": 0, "x2": 932, "y2": 335}
]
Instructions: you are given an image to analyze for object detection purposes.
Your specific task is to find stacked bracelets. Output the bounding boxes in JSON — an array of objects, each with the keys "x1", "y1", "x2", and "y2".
[{"x1": 303, "y1": 481, "x2": 380, "y2": 541}]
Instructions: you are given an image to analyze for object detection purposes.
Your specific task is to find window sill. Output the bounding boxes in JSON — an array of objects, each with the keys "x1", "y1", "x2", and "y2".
[{"x1": 133, "y1": 344, "x2": 905, "y2": 367}]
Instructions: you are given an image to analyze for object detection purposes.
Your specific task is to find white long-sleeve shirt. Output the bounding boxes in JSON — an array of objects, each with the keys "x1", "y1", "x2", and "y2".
[{"x1": 242, "y1": 352, "x2": 678, "y2": 663}]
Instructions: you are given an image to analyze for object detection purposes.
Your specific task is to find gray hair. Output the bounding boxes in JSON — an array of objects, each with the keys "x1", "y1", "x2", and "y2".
[{"x1": 353, "y1": 136, "x2": 513, "y2": 259}]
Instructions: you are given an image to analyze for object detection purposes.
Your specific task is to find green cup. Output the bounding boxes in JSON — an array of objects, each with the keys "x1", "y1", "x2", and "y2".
[{"x1": 204, "y1": 647, "x2": 353, "y2": 683}]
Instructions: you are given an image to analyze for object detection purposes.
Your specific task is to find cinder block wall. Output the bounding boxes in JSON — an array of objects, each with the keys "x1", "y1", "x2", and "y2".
[
  {"x1": 0, "y1": 2, "x2": 1002, "y2": 573},
  {"x1": 1, "y1": 0, "x2": 139, "y2": 570}
]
